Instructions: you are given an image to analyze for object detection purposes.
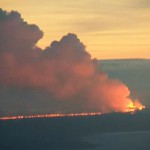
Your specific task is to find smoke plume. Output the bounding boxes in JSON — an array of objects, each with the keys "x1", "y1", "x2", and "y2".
[{"x1": 0, "y1": 9, "x2": 144, "y2": 115}]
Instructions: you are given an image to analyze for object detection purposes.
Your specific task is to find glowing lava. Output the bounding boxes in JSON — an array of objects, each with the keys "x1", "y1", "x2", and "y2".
[
  {"x1": 0, "y1": 102, "x2": 146, "y2": 121},
  {"x1": 0, "y1": 100, "x2": 145, "y2": 121},
  {"x1": 0, "y1": 112, "x2": 102, "y2": 120},
  {"x1": 125, "y1": 100, "x2": 145, "y2": 113}
]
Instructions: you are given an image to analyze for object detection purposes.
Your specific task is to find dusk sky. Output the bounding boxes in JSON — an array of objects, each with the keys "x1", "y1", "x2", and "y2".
[{"x1": 1, "y1": 0, "x2": 150, "y2": 59}]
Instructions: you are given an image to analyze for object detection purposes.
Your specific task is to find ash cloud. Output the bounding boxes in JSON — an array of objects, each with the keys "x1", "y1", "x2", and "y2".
[{"x1": 0, "y1": 9, "x2": 138, "y2": 116}]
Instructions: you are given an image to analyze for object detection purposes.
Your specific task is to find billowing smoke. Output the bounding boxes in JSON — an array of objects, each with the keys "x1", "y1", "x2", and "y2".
[{"x1": 0, "y1": 9, "x2": 144, "y2": 116}]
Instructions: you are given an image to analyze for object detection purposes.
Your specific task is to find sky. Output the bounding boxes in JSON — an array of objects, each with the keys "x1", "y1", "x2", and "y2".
[{"x1": 1, "y1": 0, "x2": 150, "y2": 59}]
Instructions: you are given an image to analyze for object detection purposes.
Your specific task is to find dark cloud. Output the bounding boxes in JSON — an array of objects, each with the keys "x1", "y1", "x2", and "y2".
[{"x1": 0, "y1": 9, "x2": 144, "y2": 116}]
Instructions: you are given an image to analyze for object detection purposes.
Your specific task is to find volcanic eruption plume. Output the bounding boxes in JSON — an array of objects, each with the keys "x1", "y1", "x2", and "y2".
[{"x1": 0, "y1": 9, "x2": 145, "y2": 116}]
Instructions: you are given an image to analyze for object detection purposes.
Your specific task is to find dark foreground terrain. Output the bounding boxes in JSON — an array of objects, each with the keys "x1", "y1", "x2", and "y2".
[{"x1": 0, "y1": 109, "x2": 150, "y2": 150}]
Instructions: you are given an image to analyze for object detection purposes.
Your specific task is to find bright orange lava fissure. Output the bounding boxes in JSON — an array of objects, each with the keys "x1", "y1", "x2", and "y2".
[
  {"x1": 0, "y1": 112, "x2": 102, "y2": 120},
  {"x1": 0, "y1": 102, "x2": 145, "y2": 121}
]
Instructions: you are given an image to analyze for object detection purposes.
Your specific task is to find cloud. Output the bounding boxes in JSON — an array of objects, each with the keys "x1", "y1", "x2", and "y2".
[
  {"x1": 100, "y1": 59, "x2": 150, "y2": 107},
  {"x1": 134, "y1": 0, "x2": 150, "y2": 8},
  {"x1": 0, "y1": 9, "x2": 143, "y2": 116},
  {"x1": 66, "y1": 0, "x2": 150, "y2": 33}
]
